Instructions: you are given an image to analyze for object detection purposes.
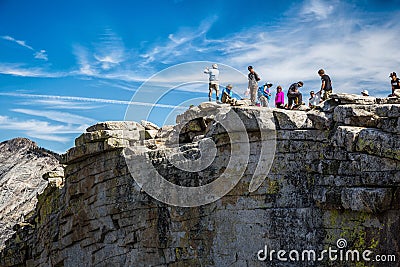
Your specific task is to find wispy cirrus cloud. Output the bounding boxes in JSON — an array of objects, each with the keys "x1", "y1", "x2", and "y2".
[
  {"x1": 140, "y1": 16, "x2": 218, "y2": 65},
  {"x1": 0, "y1": 63, "x2": 65, "y2": 77},
  {"x1": 1, "y1": 35, "x2": 48, "y2": 61},
  {"x1": 94, "y1": 29, "x2": 126, "y2": 70},
  {"x1": 11, "y1": 109, "x2": 96, "y2": 125},
  {"x1": 0, "y1": 92, "x2": 188, "y2": 109},
  {"x1": 19, "y1": 99, "x2": 103, "y2": 110},
  {"x1": 0, "y1": 115, "x2": 87, "y2": 143},
  {"x1": 1, "y1": 35, "x2": 34, "y2": 50},
  {"x1": 300, "y1": 0, "x2": 335, "y2": 20},
  {"x1": 73, "y1": 29, "x2": 130, "y2": 77},
  {"x1": 34, "y1": 50, "x2": 48, "y2": 61}
]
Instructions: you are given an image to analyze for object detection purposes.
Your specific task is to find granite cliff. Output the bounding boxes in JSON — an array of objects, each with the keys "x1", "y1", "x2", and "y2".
[
  {"x1": 0, "y1": 138, "x2": 60, "y2": 250},
  {"x1": 0, "y1": 94, "x2": 399, "y2": 266}
]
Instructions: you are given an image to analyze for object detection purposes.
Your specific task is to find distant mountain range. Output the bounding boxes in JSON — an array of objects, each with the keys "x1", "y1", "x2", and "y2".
[{"x1": 0, "y1": 138, "x2": 60, "y2": 248}]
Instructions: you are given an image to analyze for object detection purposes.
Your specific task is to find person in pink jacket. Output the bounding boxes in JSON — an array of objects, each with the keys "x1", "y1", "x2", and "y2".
[{"x1": 275, "y1": 85, "x2": 285, "y2": 108}]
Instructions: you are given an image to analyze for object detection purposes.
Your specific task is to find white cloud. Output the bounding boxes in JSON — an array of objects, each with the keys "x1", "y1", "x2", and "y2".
[
  {"x1": 0, "y1": 63, "x2": 65, "y2": 77},
  {"x1": 25, "y1": 133, "x2": 71, "y2": 143},
  {"x1": 0, "y1": 92, "x2": 188, "y2": 110},
  {"x1": 94, "y1": 30, "x2": 126, "y2": 70},
  {"x1": 74, "y1": 29, "x2": 128, "y2": 76},
  {"x1": 19, "y1": 99, "x2": 102, "y2": 110},
  {"x1": 1, "y1": 35, "x2": 34, "y2": 50},
  {"x1": 301, "y1": 0, "x2": 335, "y2": 20},
  {"x1": 140, "y1": 16, "x2": 218, "y2": 65},
  {"x1": 11, "y1": 109, "x2": 96, "y2": 125},
  {"x1": 0, "y1": 115, "x2": 88, "y2": 143},
  {"x1": 1, "y1": 35, "x2": 48, "y2": 61},
  {"x1": 73, "y1": 45, "x2": 97, "y2": 75},
  {"x1": 96, "y1": 80, "x2": 136, "y2": 92},
  {"x1": 34, "y1": 50, "x2": 48, "y2": 61}
]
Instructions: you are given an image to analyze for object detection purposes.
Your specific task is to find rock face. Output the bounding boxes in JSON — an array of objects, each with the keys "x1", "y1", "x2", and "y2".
[
  {"x1": 0, "y1": 138, "x2": 60, "y2": 250},
  {"x1": 0, "y1": 94, "x2": 399, "y2": 266}
]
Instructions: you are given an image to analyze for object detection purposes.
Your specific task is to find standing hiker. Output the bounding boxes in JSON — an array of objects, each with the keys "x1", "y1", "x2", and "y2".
[
  {"x1": 318, "y1": 69, "x2": 333, "y2": 101},
  {"x1": 389, "y1": 72, "x2": 400, "y2": 97},
  {"x1": 258, "y1": 82, "x2": 272, "y2": 107},
  {"x1": 204, "y1": 64, "x2": 220, "y2": 102},
  {"x1": 275, "y1": 86, "x2": 285, "y2": 108},
  {"x1": 247, "y1": 66, "x2": 260, "y2": 105}
]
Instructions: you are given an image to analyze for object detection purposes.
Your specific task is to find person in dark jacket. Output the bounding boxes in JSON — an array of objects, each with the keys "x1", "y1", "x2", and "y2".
[
  {"x1": 389, "y1": 72, "x2": 400, "y2": 97},
  {"x1": 318, "y1": 69, "x2": 333, "y2": 101},
  {"x1": 287, "y1": 81, "x2": 303, "y2": 109}
]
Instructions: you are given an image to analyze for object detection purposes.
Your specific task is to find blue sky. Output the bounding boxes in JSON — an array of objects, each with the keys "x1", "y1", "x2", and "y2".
[{"x1": 1, "y1": 0, "x2": 400, "y2": 153}]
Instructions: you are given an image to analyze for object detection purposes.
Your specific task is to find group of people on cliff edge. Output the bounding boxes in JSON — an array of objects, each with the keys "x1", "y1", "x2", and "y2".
[
  {"x1": 204, "y1": 64, "x2": 334, "y2": 109},
  {"x1": 204, "y1": 64, "x2": 400, "y2": 108}
]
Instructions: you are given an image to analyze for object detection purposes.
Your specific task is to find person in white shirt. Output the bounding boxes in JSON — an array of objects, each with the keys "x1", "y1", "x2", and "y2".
[
  {"x1": 361, "y1": 89, "x2": 369, "y2": 96},
  {"x1": 309, "y1": 90, "x2": 321, "y2": 108},
  {"x1": 204, "y1": 64, "x2": 220, "y2": 102}
]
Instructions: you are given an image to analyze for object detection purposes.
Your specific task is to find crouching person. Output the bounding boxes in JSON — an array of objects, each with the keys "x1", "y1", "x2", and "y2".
[
  {"x1": 221, "y1": 84, "x2": 237, "y2": 105},
  {"x1": 287, "y1": 81, "x2": 304, "y2": 109}
]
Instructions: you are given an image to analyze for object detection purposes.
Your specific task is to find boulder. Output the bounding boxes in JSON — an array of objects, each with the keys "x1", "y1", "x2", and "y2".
[
  {"x1": 334, "y1": 105, "x2": 379, "y2": 127},
  {"x1": 86, "y1": 121, "x2": 143, "y2": 132},
  {"x1": 355, "y1": 128, "x2": 400, "y2": 160},
  {"x1": 307, "y1": 110, "x2": 333, "y2": 130},
  {"x1": 156, "y1": 125, "x2": 174, "y2": 139},
  {"x1": 140, "y1": 120, "x2": 160, "y2": 131},
  {"x1": 330, "y1": 93, "x2": 376, "y2": 105},
  {"x1": 341, "y1": 188, "x2": 392, "y2": 213},
  {"x1": 42, "y1": 167, "x2": 64, "y2": 188},
  {"x1": 273, "y1": 109, "x2": 312, "y2": 130},
  {"x1": 333, "y1": 126, "x2": 364, "y2": 151},
  {"x1": 75, "y1": 129, "x2": 143, "y2": 146}
]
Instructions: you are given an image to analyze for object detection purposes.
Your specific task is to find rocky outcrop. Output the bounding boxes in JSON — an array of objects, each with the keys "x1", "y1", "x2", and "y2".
[
  {"x1": 0, "y1": 94, "x2": 399, "y2": 266},
  {"x1": 0, "y1": 138, "x2": 60, "y2": 249}
]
